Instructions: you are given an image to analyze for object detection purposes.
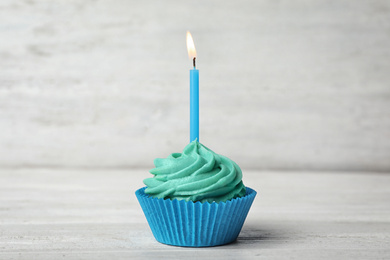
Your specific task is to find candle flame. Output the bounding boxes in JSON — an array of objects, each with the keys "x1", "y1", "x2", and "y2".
[{"x1": 186, "y1": 31, "x2": 197, "y2": 62}]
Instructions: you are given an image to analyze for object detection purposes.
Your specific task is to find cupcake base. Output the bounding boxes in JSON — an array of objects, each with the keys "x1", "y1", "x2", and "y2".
[{"x1": 135, "y1": 187, "x2": 257, "y2": 247}]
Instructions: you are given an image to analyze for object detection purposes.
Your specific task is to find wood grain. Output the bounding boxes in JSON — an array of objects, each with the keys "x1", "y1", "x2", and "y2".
[
  {"x1": 1, "y1": 169, "x2": 389, "y2": 259},
  {"x1": 0, "y1": 0, "x2": 390, "y2": 171}
]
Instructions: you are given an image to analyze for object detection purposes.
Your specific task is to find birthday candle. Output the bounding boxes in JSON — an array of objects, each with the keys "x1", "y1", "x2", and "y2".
[{"x1": 187, "y1": 31, "x2": 199, "y2": 143}]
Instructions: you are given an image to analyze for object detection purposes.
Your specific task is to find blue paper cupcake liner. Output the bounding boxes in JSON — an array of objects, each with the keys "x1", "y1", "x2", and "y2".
[{"x1": 135, "y1": 187, "x2": 257, "y2": 247}]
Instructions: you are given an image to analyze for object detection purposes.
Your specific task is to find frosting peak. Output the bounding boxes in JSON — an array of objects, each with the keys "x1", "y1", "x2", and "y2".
[{"x1": 143, "y1": 141, "x2": 246, "y2": 203}]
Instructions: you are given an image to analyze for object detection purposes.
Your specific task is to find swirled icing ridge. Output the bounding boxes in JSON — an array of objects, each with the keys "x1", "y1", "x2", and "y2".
[{"x1": 143, "y1": 141, "x2": 246, "y2": 203}]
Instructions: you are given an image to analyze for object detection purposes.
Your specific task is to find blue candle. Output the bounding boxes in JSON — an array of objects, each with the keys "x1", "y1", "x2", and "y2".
[
  {"x1": 187, "y1": 31, "x2": 199, "y2": 142},
  {"x1": 190, "y1": 67, "x2": 199, "y2": 142}
]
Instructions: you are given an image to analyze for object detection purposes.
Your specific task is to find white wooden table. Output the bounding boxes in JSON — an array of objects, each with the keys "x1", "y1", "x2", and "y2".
[{"x1": 1, "y1": 169, "x2": 389, "y2": 259}]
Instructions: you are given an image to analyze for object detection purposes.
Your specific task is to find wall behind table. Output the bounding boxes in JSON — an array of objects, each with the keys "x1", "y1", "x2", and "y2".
[{"x1": 0, "y1": 0, "x2": 389, "y2": 172}]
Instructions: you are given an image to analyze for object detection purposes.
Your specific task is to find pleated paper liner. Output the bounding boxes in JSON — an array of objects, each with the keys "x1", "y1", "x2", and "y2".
[{"x1": 135, "y1": 187, "x2": 256, "y2": 247}]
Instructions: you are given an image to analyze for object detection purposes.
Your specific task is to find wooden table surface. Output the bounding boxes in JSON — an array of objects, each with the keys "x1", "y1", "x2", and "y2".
[{"x1": 1, "y1": 169, "x2": 389, "y2": 259}]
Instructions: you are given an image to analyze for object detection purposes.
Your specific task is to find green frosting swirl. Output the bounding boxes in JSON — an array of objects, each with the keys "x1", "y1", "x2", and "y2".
[{"x1": 143, "y1": 141, "x2": 246, "y2": 203}]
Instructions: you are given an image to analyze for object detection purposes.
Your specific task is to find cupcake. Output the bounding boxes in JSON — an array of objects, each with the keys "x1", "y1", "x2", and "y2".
[{"x1": 135, "y1": 141, "x2": 256, "y2": 247}]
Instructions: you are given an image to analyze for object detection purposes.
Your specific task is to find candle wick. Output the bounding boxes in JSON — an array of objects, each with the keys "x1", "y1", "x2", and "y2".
[{"x1": 193, "y1": 57, "x2": 196, "y2": 69}]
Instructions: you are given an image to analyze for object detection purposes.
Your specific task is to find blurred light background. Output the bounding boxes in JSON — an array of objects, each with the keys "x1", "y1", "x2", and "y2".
[{"x1": 0, "y1": 0, "x2": 389, "y2": 172}]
